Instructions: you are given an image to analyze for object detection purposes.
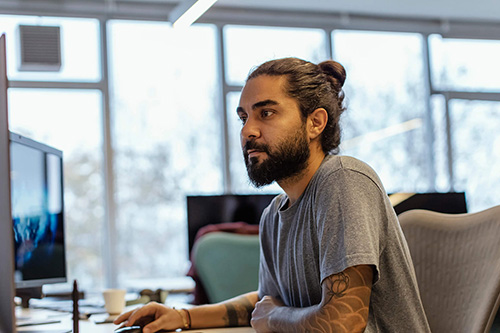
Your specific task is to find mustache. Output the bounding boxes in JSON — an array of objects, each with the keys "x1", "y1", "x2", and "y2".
[{"x1": 243, "y1": 140, "x2": 270, "y2": 155}]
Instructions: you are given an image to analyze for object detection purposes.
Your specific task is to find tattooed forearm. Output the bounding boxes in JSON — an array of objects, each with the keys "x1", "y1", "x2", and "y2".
[
  {"x1": 297, "y1": 265, "x2": 373, "y2": 333},
  {"x1": 253, "y1": 266, "x2": 372, "y2": 332},
  {"x1": 263, "y1": 266, "x2": 372, "y2": 333},
  {"x1": 223, "y1": 297, "x2": 254, "y2": 327}
]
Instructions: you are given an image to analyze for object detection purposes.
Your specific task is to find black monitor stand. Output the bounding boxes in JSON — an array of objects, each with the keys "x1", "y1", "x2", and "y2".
[{"x1": 16, "y1": 286, "x2": 43, "y2": 308}]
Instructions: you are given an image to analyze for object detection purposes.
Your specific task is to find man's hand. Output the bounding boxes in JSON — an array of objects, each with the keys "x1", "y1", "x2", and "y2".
[
  {"x1": 250, "y1": 295, "x2": 284, "y2": 332},
  {"x1": 113, "y1": 302, "x2": 183, "y2": 333}
]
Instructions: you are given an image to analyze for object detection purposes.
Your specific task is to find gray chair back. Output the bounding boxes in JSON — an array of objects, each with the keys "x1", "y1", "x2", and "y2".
[{"x1": 398, "y1": 205, "x2": 500, "y2": 333}]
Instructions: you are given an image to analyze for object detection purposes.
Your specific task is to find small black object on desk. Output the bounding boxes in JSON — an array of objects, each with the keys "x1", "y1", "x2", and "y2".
[{"x1": 72, "y1": 280, "x2": 79, "y2": 333}]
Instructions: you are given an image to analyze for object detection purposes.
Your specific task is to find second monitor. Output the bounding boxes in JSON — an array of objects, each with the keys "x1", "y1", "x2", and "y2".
[{"x1": 10, "y1": 132, "x2": 67, "y2": 303}]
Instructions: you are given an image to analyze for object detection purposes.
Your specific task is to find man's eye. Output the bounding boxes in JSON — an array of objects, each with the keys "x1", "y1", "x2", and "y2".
[
  {"x1": 262, "y1": 110, "x2": 274, "y2": 118},
  {"x1": 239, "y1": 115, "x2": 248, "y2": 124}
]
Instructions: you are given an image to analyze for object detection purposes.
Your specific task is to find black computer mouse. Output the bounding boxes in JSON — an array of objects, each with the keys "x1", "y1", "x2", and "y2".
[{"x1": 114, "y1": 326, "x2": 142, "y2": 333}]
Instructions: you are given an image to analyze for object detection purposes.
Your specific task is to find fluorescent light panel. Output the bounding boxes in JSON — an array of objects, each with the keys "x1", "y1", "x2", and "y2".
[
  {"x1": 169, "y1": 0, "x2": 218, "y2": 28},
  {"x1": 340, "y1": 118, "x2": 423, "y2": 151}
]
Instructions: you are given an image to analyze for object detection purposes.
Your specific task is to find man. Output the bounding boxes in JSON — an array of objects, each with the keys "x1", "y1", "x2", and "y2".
[{"x1": 115, "y1": 57, "x2": 430, "y2": 332}]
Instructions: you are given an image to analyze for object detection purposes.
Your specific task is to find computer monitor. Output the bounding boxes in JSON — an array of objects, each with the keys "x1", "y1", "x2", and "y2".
[
  {"x1": 186, "y1": 194, "x2": 277, "y2": 254},
  {"x1": 390, "y1": 192, "x2": 467, "y2": 215},
  {"x1": 0, "y1": 33, "x2": 16, "y2": 333},
  {"x1": 10, "y1": 132, "x2": 67, "y2": 292}
]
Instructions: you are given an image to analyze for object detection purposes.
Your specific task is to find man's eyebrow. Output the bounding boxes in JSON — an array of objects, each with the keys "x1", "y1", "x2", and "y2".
[
  {"x1": 236, "y1": 99, "x2": 279, "y2": 114},
  {"x1": 252, "y1": 99, "x2": 279, "y2": 110}
]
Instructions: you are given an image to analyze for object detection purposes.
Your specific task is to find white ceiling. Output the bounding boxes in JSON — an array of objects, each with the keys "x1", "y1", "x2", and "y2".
[
  {"x1": 1, "y1": 0, "x2": 499, "y2": 25},
  {"x1": 207, "y1": 0, "x2": 500, "y2": 23}
]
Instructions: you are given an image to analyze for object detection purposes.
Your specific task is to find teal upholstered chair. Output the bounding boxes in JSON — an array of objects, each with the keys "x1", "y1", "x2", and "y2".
[{"x1": 192, "y1": 232, "x2": 260, "y2": 304}]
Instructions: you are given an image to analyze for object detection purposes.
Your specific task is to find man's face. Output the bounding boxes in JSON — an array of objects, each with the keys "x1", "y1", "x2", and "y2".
[{"x1": 237, "y1": 75, "x2": 310, "y2": 187}]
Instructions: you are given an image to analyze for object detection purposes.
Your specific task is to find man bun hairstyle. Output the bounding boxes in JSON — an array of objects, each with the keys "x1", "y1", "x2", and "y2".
[
  {"x1": 247, "y1": 57, "x2": 347, "y2": 154},
  {"x1": 318, "y1": 60, "x2": 346, "y2": 92}
]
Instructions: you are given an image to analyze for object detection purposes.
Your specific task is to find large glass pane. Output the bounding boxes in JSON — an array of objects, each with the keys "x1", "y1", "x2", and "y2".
[
  {"x1": 0, "y1": 15, "x2": 100, "y2": 82},
  {"x1": 226, "y1": 91, "x2": 282, "y2": 195},
  {"x1": 333, "y1": 30, "x2": 431, "y2": 193},
  {"x1": 224, "y1": 25, "x2": 327, "y2": 86},
  {"x1": 7, "y1": 89, "x2": 104, "y2": 291},
  {"x1": 108, "y1": 21, "x2": 223, "y2": 286},
  {"x1": 450, "y1": 99, "x2": 500, "y2": 212},
  {"x1": 429, "y1": 35, "x2": 500, "y2": 92}
]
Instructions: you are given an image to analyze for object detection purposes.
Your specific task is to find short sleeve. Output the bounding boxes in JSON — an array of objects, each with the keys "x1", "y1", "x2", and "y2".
[{"x1": 315, "y1": 168, "x2": 387, "y2": 284}]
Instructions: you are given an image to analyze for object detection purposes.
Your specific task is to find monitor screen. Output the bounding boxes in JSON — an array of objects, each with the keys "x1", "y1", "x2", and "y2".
[
  {"x1": 186, "y1": 194, "x2": 277, "y2": 254},
  {"x1": 390, "y1": 192, "x2": 467, "y2": 215},
  {"x1": 9, "y1": 132, "x2": 67, "y2": 289}
]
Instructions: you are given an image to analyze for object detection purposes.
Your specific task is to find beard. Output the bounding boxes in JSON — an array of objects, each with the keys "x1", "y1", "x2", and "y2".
[{"x1": 243, "y1": 126, "x2": 311, "y2": 188}]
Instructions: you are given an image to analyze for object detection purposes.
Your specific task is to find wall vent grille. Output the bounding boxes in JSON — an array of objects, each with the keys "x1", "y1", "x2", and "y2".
[{"x1": 18, "y1": 25, "x2": 61, "y2": 72}]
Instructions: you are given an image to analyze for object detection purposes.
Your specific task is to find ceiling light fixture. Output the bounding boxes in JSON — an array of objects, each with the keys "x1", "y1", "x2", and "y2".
[
  {"x1": 340, "y1": 118, "x2": 423, "y2": 151},
  {"x1": 169, "y1": 0, "x2": 218, "y2": 29}
]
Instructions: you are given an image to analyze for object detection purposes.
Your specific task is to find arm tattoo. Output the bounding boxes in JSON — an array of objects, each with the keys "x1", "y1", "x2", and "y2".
[
  {"x1": 297, "y1": 266, "x2": 372, "y2": 333},
  {"x1": 224, "y1": 303, "x2": 239, "y2": 327},
  {"x1": 327, "y1": 272, "x2": 350, "y2": 300},
  {"x1": 223, "y1": 297, "x2": 254, "y2": 327}
]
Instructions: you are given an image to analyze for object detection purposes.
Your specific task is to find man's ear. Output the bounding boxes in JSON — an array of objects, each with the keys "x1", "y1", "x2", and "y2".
[{"x1": 307, "y1": 108, "x2": 328, "y2": 141}]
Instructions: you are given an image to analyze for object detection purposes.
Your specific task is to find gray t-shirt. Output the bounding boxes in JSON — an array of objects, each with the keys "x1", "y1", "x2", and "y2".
[{"x1": 258, "y1": 155, "x2": 430, "y2": 332}]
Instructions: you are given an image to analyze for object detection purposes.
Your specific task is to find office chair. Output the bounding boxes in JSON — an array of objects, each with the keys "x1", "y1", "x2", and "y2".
[
  {"x1": 398, "y1": 205, "x2": 500, "y2": 333},
  {"x1": 192, "y1": 232, "x2": 260, "y2": 304}
]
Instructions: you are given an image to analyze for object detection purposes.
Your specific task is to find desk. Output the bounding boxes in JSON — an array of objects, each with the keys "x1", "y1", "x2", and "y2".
[{"x1": 16, "y1": 308, "x2": 256, "y2": 333}]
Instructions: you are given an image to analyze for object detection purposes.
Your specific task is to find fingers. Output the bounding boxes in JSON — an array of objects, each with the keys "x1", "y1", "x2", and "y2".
[
  {"x1": 113, "y1": 302, "x2": 161, "y2": 326},
  {"x1": 255, "y1": 295, "x2": 272, "y2": 307},
  {"x1": 142, "y1": 315, "x2": 171, "y2": 333},
  {"x1": 113, "y1": 302, "x2": 183, "y2": 332},
  {"x1": 113, "y1": 308, "x2": 135, "y2": 325},
  {"x1": 125, "y1": 302, "x2": 162, "y2": 326}
]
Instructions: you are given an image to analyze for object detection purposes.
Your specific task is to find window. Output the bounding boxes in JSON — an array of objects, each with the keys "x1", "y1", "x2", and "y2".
[
  {"x1": 429, "y1": 35, "x2": 500, "y2": 92},
  {"x1": 224, "y1": 25, "x2": 328, "y2": 86},
  {"x1": 3, "y1": 9, "x2": 500, "y2": 292},
  {"x1": 108, "y1": 21, "x2": 223, "y2": 285},
  {"x1": 8, "y1": 89, "x2": 104, "y2": 290},
  {"x1": 429, "y1": 35, "x2": 500, "y2": 212},
  {"x1": 449, "y1": 100, "x2": 500, "y2": 212},
  {"x1": 333, "y1": 30, "x2": 431, "y2": 193}
]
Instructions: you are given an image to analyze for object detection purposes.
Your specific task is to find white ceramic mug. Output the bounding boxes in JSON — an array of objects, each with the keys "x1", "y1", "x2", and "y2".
[{"x1": 102, "y1": 288, "x2": 127, "y2": 314}]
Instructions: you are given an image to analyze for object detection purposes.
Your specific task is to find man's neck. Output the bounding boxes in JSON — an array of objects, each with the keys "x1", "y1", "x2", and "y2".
[{"x1": 278, "y1": 150, "x2": 326, "y2": 206}]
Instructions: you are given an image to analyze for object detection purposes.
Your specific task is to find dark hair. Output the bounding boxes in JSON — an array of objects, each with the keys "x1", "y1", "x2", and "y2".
[{"x1": 247, "y1": 57, "x2": 347, "y2": 154}]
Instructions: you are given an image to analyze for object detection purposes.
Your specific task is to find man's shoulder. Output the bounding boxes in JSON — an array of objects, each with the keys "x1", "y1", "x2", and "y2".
[
  {"x1": 317, "y1": 155, "x2": 385, "y2": 192},
  {"x1": 322, "y1": 155, "x2": 377, "y2": 177}
]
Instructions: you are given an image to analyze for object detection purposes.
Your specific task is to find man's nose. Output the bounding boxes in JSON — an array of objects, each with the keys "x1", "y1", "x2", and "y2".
[{"x1": 241, "y1": 117, "x2": 260, "y2": 140}]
